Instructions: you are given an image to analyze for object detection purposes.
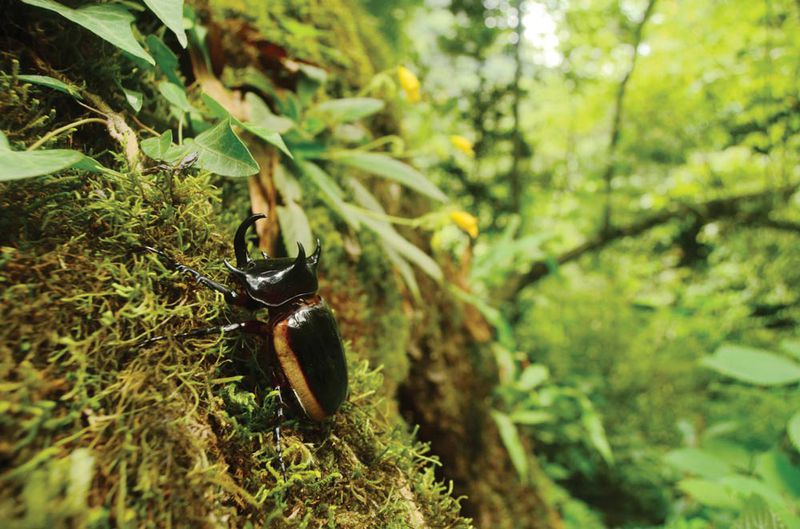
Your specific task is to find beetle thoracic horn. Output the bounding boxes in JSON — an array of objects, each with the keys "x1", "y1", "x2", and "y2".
[
  {"x1": 234, "y1": 214, "x2": 266, "y2": 267},
  {"x1": 308, "y1": 240, "x2": 321, "y2": 267},
  {"x1": 292, "y1": 242, "x2": 306, "y2": 271}
]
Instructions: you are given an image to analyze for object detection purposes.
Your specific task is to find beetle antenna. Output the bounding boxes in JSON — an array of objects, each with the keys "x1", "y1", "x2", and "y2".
[{"x1": 234, "y1": 214, "x2": 266, "y2": 267}]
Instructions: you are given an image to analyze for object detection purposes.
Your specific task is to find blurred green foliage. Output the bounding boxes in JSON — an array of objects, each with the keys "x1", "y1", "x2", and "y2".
[{"x1": 360, "y1": 0, "x2": 800, "y2": 527}]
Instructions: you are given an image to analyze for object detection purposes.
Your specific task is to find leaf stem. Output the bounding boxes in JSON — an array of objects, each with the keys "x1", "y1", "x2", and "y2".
[{"x1": 26, "y1": 118, "x2": 107, "y2": 151}]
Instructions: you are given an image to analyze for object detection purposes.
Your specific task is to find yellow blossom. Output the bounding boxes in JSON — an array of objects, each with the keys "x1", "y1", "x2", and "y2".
[
  {"x1": 449, "y1": 135, "x2": 475, "y2": 157},
  {"x1": 450, "y1": 210, "x2": 479, "y2": 238},
  {"x1": 397, "y1": 66, "x2": 421, "y2": 103}
]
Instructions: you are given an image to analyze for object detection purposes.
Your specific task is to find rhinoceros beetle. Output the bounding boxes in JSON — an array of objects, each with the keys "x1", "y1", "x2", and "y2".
[{"x1": 140, "y1": 214, "x2": 348, "y2": 475}]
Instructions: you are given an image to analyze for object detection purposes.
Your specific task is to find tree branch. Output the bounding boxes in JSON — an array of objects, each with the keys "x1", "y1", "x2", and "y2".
[
  {"x1": 602, "y1": 0, "x2": 658, "y2": 233},
  {"x1": 502, "y1": 184, "x2": 799, "y2": 299}
]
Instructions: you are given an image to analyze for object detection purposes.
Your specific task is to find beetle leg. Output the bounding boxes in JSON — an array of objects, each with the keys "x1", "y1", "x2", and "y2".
[
  {"x1": 141, "y1": 246, "x2": 241, "y2": 305},
  {"x1": 137, "y1": 320, "x2": 266, "y2": 348},
  {"x1": 272, "y1": 384, "x2": 288, "y2": 480}
]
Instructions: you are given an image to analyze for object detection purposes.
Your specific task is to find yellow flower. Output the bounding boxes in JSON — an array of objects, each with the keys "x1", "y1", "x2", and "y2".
[
  {"x1": 449, "y1": 135, "x2": 475, "y2": 157},
  {"x1": 450, "y1": 210, "x2": 479, "y2": 238},
  {"x1": 397, "y1": 66, "x2": 421, "y2": 103}
]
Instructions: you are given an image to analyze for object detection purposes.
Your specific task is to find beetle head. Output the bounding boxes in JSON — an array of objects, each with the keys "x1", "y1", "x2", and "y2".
[{"x1": 224, "y1": 214, "x2": 321, "y2": 307}]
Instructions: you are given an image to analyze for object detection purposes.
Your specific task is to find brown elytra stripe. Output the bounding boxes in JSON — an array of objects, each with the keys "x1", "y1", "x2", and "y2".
[{"x1": 273, "y1": 319, "x2": 327, "y2": 421}]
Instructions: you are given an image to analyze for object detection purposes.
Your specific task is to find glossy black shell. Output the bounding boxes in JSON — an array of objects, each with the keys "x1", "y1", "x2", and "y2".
[{"x1": 273, "y1": 298, "x2": 348, "y2": 420}]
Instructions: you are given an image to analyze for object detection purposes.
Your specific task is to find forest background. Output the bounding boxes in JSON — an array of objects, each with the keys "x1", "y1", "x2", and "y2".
[{"x1": 1, "y1": 0, "x2": 799, "y2": 528}]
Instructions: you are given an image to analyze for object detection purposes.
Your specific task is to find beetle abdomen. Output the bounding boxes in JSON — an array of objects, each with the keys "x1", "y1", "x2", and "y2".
[{"x1": 273, "y1": 299, "x2": 348, "y2": 421}]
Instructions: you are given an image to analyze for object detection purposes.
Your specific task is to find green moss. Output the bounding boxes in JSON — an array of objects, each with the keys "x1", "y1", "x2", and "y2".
[{"x1": 0, "y1": 157, "x2": 467, "y2": 527}]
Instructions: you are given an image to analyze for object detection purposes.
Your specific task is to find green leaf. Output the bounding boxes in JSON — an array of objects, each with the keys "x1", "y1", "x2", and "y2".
[
  {"x1": 299, "y1": 161, "x2": 359, "y2": 230},
  {"x1": 348, "y1": 178, "x2": 443, "y2": 282},
  {"x1": 332, "y1": 151, "x2": 448, "y2": 202},
  {"x1": 701, "y1": 344, "x2": 800, "y2": 386},
  {"x1": 140, "y1": 130, "x2": 181, "y2": 161},
  {"x1": 733, "y1": 495, "x2": 787, "y2": 529},
  {"x1": 191, "y1": 119, "x2": 259, "y2": 177},
  {"x1": 721, "y1": 476, "x2": 788, "y2": 508},
  {"x1": 159, "y1": 81, "x2": 194, "y2": 113},
  {"x1": 0, "y1": 132, "x2": 105, "y2": 181},
  {"x1": 665, "y1": 448, "x2": 734, "y2": 479},
  {"x1": 517, "y1": 364, "x2": 549, "y2": 391},
  {"x1": 788, "y1": 412, "x2": 800, "y2": 455},
  {"x1": 509, "y1": 410, "x2": 553, "y2": 425},
  {"x1": 246, "y1": 93, "x2": 294, "y2": 134},
  {"x1": 201, "y1": 93, "x2": 292, "y2": 158},
  {"x1": 780, "y1": 340, "x2": 800, "y2": 361},
  {"x1": 22, "y1": 0, "x2": 154, "y2": 65},
  {"x1": 122, "y1": 86, "x2": 143, "y2": 112},
  {"x1": 310, "y1": 98, "x2": 385, "y2": 125},
  {"x1": 677, "y1": 478, "x2": 740, "y2": 509},
  {"x1": 491, "y1": 410, "x2": 529, "y2": 483},
  {"x1": 146, "y1": 35, "x2": 182, "y2": 86},
  {"x1": 142, "y1": 0, "x2": 187, "y2": 47},
  {"x1": 276, "y1": 203, "x2": 314, "y2": 254},
  {"x1": 755, "y1": 450, "x2": 800, "y2": 498},
  {"x1": 578, "y1": 396, "x2": 613, "y2": 464},
  {"x1": 240, "y1": 123, "x2": 293, "y2": 159},
  {"x1": 11, "y1": 74, "x2": 81, "y2": 98},
  {"x1": 383, "y1": 246, "x2": 421, "y2": 300}
]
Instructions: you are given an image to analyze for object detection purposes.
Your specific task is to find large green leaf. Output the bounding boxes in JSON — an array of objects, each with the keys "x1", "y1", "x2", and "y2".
[
  {"x1": 309, "y1": 98, "x2": 384, "y2": 125},
  {"x1": 190, "y1": 119, "x2": 259, "y2": 177},
  {"x1": 677, "y1": 478, "x2": 739, "y2": 509},
  {"x1": 332, "y1": 151, "x2": 448, "y2": 202},
  {"x1": 0, "y1": 132, "x2": 103, "y2": 181},
  {"x1": 491, "y1": 410, "x2": 529, "y2": 483},
  {"x1": 665, "y1": 448, "x2": 734, "y2": 479},
  {"x1": 142, "y1": 0, "x2": 187, "y2": 47},
  {"x1": 22, "y1": 0, "x2": 154, "y2": 65},
  {"x1": 701, "y1": 344, "x2": 800, "y2": 386}
]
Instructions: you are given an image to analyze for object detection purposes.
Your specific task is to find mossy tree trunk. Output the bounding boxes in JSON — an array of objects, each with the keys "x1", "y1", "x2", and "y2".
[{"x1": 0, "y1": 0, "x2": 558, "y2": 527}]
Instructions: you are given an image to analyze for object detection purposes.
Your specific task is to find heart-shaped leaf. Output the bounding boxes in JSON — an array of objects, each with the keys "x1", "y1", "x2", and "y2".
[
  {"x1": 22, "y1": 0, "x2": 154, "y2": 65},
  {"x1": 142, "y1": 0, "x2": 187, "y2": 47},
  {"x1": 191, "y1": 119, "x2": 259, "y2": 177}
]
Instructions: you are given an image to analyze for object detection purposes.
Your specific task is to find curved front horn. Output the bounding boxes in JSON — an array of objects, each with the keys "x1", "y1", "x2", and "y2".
[{"x1": 234, "y1": 214, "x2": 266, "y2": 267}]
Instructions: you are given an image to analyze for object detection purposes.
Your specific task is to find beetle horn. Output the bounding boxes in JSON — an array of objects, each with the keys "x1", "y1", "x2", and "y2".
[
  {"x1": 293, "y1": 242, "x2": 306, "y2": 270},
  {"x1": 234, "y1": 214, "x2": 266, "y2": 267},
  {"x1": 308, "y1": 240, "x2": 321, "y2": 267}
]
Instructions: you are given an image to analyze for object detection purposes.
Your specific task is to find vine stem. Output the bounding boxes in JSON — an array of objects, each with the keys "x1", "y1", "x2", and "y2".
[{"x1": 26, "y1": 118, "x2": 107, "y2": 151}]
